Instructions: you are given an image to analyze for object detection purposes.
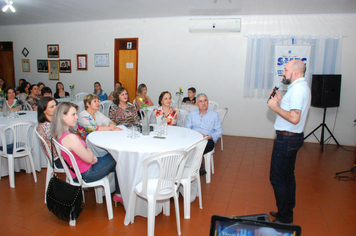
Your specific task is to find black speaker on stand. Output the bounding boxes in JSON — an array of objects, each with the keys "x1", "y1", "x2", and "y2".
[{"x1": 304, "y1": 74, "x2": 341, "y2": 152}]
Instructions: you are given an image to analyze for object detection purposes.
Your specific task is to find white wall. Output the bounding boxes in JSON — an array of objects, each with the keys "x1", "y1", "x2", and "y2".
[{"x1": 1, "y1": 13, "x2": 355, "y2": 146}]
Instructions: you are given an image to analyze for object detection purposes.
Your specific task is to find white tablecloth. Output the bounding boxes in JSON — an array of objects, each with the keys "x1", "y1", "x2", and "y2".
[
  {"x1": 87, "y1": 126, "x2": 202, "y2": 225},
  {"x1": 0, "y1": 111, "x2": 48, "y2": 177}
]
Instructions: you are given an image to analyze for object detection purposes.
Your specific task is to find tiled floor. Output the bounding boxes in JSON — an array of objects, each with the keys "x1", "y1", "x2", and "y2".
[{"x1": 1, "y1": 136, "x2": 355, "y2": 235}]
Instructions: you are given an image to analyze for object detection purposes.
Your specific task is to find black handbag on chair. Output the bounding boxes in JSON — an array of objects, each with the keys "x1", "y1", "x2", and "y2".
[{"x1": 46, "y1": 139, "x2": 84, "y2": 222}]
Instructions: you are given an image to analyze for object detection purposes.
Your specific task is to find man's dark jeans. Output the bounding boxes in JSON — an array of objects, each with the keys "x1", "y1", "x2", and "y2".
[{"x1": 270, "y1": 133, "x2": 304, "y2": 222}]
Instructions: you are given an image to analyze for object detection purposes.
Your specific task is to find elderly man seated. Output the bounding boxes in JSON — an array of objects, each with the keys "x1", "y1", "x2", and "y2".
[{"x1": 185, "y1": 93, "x2": 222, "y2": 175}]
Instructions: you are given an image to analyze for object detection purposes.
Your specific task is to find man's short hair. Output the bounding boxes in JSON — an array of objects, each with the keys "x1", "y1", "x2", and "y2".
[
  {"x1": 196, "y1": 93, "x2": 208, "y2": 100},
  {"x1": 41, "y1": 87, "x2": 52, "y2": 96},
  {"x1": 188, "y1": 87, "x2": 196, "y2": 93}
]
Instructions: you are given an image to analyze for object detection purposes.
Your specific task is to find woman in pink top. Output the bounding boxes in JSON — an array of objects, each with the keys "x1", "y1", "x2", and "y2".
[{"x1": 50, "y1": 102, "x2": 122, "y2": 204}]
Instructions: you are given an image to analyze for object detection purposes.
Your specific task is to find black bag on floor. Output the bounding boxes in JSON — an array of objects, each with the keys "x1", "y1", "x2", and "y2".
[{"x1": 46, "y1": 174, "x2": 83, "y2": 222}]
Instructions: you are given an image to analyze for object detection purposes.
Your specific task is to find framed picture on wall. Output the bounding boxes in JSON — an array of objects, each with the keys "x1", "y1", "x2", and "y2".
[
  {"x1": 59, "y1": 59, "x2": 72, "y2": 73},
  {"x1": 22, "y1": 59, "x2": 30, "y2": 72},
  {"x1": 47, "y1": 44, "x2": 59, "y2": 58},
  {"x1": 48, "y1": 60, "x2": 60, "y2": 80},
  {"x1": 94, "y1": 53, "x2": 109, "y2": 67},
  {"x1": 77, "y1": 54, "x2": 87, "y2": 70},
  {"x1": 37, "y1": 59, "x2": 48, "y2": 73}
]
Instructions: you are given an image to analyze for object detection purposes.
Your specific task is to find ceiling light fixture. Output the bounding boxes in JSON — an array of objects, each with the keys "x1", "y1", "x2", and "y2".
[{"x1": 2, "y1": 0, "x2": 16, "y2": 13}]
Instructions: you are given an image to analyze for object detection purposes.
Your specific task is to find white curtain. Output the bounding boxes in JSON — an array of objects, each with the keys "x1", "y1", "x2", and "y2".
[{"x1": 243, "y1": 35, "x2": 342, "y2": 98}]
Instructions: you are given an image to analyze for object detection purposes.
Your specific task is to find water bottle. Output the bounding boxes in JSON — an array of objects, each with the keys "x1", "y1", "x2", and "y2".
[{"x1": 3, "y1": 100, "x2": 9, "y2": 117}]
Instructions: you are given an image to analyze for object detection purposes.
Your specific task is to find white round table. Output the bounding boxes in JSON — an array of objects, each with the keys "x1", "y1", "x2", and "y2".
[
  {"x1": 0, "y1": 111, "x2": 48, "y2": 177},
  {"x1": 86, "y1": 126, "x2": 202, "y2": 225}
]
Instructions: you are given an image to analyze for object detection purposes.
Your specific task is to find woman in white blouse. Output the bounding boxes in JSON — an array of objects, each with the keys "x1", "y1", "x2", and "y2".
[{"x1": 77, "y1": 94, "x2": 121, "y2": 139}]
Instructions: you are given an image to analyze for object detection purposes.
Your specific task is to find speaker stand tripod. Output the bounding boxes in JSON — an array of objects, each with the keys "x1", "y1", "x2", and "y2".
[{"x1": 304, "y1": 107, "x2": 340, "y2": 152}]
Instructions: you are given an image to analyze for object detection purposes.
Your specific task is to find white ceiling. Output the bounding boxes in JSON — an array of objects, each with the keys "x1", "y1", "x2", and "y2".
[{"x1": 0, "y1": 0, "x2": 356, "y2": 26}]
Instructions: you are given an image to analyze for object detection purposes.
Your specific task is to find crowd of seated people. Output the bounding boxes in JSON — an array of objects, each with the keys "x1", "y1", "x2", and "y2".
[{"x1": 12, "y1": 76, "x2": 219, "y2": 212}]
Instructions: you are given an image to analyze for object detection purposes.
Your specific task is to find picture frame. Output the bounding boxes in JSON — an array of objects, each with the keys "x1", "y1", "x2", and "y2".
[
  {"x1": 47, "y1": 44, "x2": 59, "y2": 58},
  {"x1": 37, "y1": 59, "x2": 48, "y2": 73},
  {"x1": 22, "y1": 59, "x2": 30, "y2": 72},
  {"x1": 22, "y1": 47, "x2": 29, "y2": 57},
  {"x1": 94, "y1": 53, "x2": 109, "y2": 67},
  {"x1": 59, "y1": 59, "x2": 72, "y2": 73},
  {"x1": 48, "y1": 60, "x2": 60, "y2": 80},
  {"x1": 77, "y1": 54, "x2": 88, "y2": 70}
]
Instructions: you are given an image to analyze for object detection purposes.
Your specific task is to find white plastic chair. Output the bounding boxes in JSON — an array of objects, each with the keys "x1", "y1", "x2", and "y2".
[
  {"x1": 23, "y1": 101, "x2": 33, "y2": 111},
  {"x1": 130, "y1": 150, "x2": 189, "y2": 236},
  {"x1": 75, "y1": 92, "x2": 89, "y2": 101},
  {"x1": 34, "y1": 129, "x2": 65, "y2": 203},
  {"x1": 99, "y1": 100, "x2": 113, "y2": 117},
  {"x1": 0, "y1": 121, "x2": 37, "y2": 188},
  {"x1": 203, "y1": 148, "x2": 215, "y2": 184},
  {"x1": 180, "y1": 137, "x2": 208, "y2": 219},
  {"x1": 216, "y1": 107, "x2": 228, "y2": 150},
  {"x1": 208, "y1": 101, "x2": 219, "y2": 111},
  {"x1": 52, "y1": 139, "x2": 113, "y2": 226}
]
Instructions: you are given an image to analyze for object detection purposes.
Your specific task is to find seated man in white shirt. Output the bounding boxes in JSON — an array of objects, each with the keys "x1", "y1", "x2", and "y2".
[{"x1": 185, "y1": 93, "x2": 222, "y2": 175}]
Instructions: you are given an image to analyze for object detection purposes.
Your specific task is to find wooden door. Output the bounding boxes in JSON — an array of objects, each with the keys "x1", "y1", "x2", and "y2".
[
  {"x1": 114, "y1": 38, "x2": 138, "y2": 104},
  {"x1": 0, "y1": 42, "x2": 15, "y2": 88}
]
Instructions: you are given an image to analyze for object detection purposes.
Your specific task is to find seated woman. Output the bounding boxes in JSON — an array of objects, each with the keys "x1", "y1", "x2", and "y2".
[
  {"x1": 15, "y1": 78, "x2": 26, "y2": 95},
  {"x1": 26, "y1": 84, "x2": 41, "y2": 110},
  {"x1": 1, "y1": 87, "x2": 22, "y2": 111},
  {"x1": 17, "y1": 82, "x2": 30, "y2": 103},
  {"x1": 109, "y1": 87, "x2": 140, "y2": 125},
  {"x1": 54, "y1": 82, "x2": 70, "y2": 99},
  {"x1": 77, "y1": 94, "x2": 121, "y2": 139},
  {"x1": 150, "y1": 91, "x2": 183, "y2": 126},
  {"x1": 108, "y1": 82, "x2": 121, "y2": 101},
  {"x1": 93, "y1": 82, "x2": 108, "y2": 101},
  {"x1": 50, "y1": 102, "x2": 123, "y2": 204},
  {"x1": 37, "y1": 97, "x2": 62, "y2": 168},
  {"x1": 135, "y1": 83, "x2": 154, "y2": 109}
]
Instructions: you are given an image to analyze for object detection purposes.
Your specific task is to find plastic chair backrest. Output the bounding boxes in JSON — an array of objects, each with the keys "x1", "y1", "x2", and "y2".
[
  {"x1": 184, "y1": 137, "x2": 208, "y2": 179},
  {"x1": 34, "y1": 129, "x2": 53, "y2": 163},
  {"x1": 52, "y1": 138, "x2": 82, "y2": 186},
  {"x1": 99, "y1": 100, "x2": 113, "y2": 117},
  {"x1": 209, "y1": 101, "x2": 219, "y2": 111},
  {"x1": 139, "y1": 150, "x2": 188, "y2": 199},
  {"x1": 0, "y1": 121, "x2": 35, "y2": 156},
  {"x1": 216, "y1": 107, "x2": 228, "y2": 124},
  {"x1": 75, "y1": 92, "x2": 89, "y2": 101},
  {"x1": 23, "y1": 101, "x2": 33, "y2": 111}
]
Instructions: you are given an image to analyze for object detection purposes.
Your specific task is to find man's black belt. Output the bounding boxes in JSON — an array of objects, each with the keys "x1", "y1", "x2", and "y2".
[{"x1": 276, "y1": 130, "x2": 302, "y2": 136}]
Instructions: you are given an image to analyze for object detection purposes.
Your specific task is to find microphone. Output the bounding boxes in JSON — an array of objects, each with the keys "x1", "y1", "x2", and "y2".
[{"x1": 267, "y1": 84, "x2": 280, "y2": 103}]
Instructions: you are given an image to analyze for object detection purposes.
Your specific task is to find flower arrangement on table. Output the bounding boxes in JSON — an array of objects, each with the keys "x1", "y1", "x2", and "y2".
[
  {"x1": 0, "y1": 88, "x2": 6, "y2": 98},
  {"x1": 0, "y1": 88, "x2": 6, "y2": 108},
  {"x1": 69, "y1": 82, "x2": 75, "y2": 91},
  {"x1": 175, "y1": 87, "x2": 184, "y2": 108},
  {"x1": 139, "y1": 97, "x2": 149, "y2": 113},
  {"x1": 176, "y1": 87, "x2": 183, "y2": 96},
  {"x1": 69, "y1": 83, "x2": 75, "y2": 101}
]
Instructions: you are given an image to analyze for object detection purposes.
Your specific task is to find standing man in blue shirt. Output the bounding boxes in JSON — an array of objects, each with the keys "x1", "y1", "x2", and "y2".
[
  {"x1": 185, "y1": 93, "x2": 222, "y2": 175},
  {"x1": 267, "y1": 59, "x2": 311, "y2": 224}
]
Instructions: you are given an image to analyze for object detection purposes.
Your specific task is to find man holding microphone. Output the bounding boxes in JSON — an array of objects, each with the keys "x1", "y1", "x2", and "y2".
[{"x1": 267, "y1": 59, "x2": 311, "y2": 223}]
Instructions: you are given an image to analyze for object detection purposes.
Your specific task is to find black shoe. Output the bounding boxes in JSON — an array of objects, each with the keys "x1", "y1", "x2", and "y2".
[
  {"x1": 272, "y1": 218, "x2": 293, "y2": 224},
  {"x1": 199, "y1": 168, "x2": 207, "y2": 176},
  {"x1": 269, "y1": 211, "x2": 278, "y2": 219},
  {"x1": 270, "y1": 211, "x2": 293, "y2": 223}
]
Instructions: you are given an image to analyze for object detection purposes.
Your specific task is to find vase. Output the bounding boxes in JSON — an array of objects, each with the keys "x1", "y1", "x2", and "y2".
[
  {"x1": 142, "y1": 112, "x2": 150, "y2": 136},
  {"x1": 70, "y1": 90, "x2": 75, "y2": 101},
  {"x1": 177, "y1": 94, "x2": 182, "y2": 109}
]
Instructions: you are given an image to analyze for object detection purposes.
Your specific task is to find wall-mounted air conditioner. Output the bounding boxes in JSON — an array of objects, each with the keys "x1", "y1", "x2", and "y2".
[{"x1": 189, "y1": 18, "x2": 241, "y2": 33}]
